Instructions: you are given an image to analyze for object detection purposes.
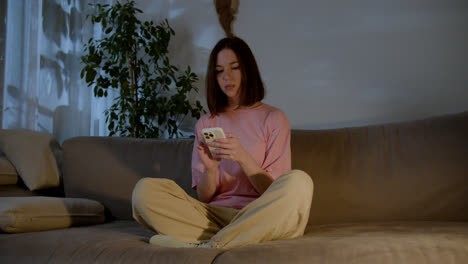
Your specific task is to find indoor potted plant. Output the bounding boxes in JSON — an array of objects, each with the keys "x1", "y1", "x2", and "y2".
[{"x1": 81, "y1": 0, "x2": 204, "y2": 138}]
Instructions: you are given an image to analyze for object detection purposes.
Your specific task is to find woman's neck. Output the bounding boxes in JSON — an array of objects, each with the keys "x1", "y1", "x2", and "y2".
[{"x1": 225, "y1": 101, "x2": 262, "y2": 112}]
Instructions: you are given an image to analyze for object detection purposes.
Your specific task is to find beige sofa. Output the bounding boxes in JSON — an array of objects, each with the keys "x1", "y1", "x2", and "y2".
[{"x1": 0, "y1": 111, "x2": 467, "y2": 263}]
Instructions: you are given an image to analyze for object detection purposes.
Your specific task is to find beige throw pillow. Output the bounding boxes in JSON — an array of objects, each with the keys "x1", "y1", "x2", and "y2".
[
  {"x1": 0, "y1": 155, "x2": 18, "y2": 185},
  {"x1": 0, "y1": 196, "x2": 105, "y2": 233},
  {"x1": 0, "y1": 129, "x2": 60, "y2": 190}
]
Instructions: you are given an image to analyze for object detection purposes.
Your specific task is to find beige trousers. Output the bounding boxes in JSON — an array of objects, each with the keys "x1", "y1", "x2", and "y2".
[{"x1": 132, "y1": 169, "x2": 313, "y2": 249}]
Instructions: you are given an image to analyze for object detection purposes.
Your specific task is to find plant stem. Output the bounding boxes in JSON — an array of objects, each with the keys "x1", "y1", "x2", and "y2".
[
  {"x1": 133, "y1": 51, "x2": 139, "y2": 137},
  {"x1": 128, "y1": 50, "x2": 137, "y2": 138}
]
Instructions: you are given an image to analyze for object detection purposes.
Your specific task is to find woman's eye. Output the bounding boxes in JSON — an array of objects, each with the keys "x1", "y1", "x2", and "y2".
[{"x1": 216, "y1": 69, "x2": 223, "y2": 74}]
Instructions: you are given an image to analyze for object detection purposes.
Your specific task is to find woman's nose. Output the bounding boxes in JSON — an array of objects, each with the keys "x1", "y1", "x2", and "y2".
[{"x1": 222, "y1": 69, "x2": 231, "y2": 80}]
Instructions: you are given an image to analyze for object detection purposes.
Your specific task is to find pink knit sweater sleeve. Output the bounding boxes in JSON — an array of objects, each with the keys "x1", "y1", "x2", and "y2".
[
  {"x1": 261, "y1": 110, "x2": 292, "y2": 180},
  {"x1": 191, "y1": 118, "x2": 205, "y2": 190}
]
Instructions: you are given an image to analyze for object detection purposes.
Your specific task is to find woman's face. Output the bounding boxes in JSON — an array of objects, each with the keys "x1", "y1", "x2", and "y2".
[{"x1": 216, "y1": 48, "x2": 242, "y2": 105}]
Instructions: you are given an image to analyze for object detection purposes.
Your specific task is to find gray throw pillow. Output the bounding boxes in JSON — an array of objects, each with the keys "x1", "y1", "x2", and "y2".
[
  {"x1": 0, "y1": 196, "x2": 105, "y2": 233},
  {"x1": 0, "y1": 129, "x2": 60, "y2": 190},
  {"x1": 0, "y1": 155, "x2": 18, "y2": 185}
]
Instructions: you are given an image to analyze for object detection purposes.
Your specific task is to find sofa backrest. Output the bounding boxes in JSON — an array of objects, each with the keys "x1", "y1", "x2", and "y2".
[
  {"x1": 63, "y1": 137, "x2": 195, "y2": 220},
  {"x1": 292, "y1": 111, "x2": 468, "y2": 225},
  {"x1": 63, "y1": 111, "x2": 468, "y2": 223}
]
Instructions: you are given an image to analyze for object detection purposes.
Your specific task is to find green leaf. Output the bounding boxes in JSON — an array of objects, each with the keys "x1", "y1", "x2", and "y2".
[
  {"x1": 86, "y1": 69, "x2": 97, "y2": 83},
  {"x1": 111, "y1": 111, "x2": 117, "y2": 120}
]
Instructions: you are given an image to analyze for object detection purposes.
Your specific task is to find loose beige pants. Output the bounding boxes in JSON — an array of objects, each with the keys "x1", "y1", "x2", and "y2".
[{"x1": 132, "y1": 169, "x2": 313, "y2": 249}]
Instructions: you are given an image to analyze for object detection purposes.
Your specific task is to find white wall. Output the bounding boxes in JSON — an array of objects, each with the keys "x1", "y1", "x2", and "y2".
[{"x1": 138, "y1": 0, "x2": 468, "y2": 130}]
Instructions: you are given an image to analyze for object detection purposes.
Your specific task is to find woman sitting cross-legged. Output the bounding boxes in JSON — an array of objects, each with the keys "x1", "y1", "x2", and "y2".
[{"x1": 132, "y1": 36, "x2": 314, "y2": 249}]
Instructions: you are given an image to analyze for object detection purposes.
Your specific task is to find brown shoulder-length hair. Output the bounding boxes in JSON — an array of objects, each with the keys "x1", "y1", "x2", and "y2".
[{"x1": 206, "y1": 37, "x2": 265, "y2": 115}]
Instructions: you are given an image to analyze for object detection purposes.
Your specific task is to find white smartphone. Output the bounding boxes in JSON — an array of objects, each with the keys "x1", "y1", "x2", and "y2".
[{"x1": 201, "y1": 127, "x2": 226, "y2": 155}]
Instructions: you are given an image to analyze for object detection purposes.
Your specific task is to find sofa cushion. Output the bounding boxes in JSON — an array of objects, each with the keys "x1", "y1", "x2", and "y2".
[
  {"x1": 0, "y1": 129, "x2": 61, "y2": 191},
  {"x1": 63, "y1": 137, "x2": 195, "y2": 220},
  {"x1": 0, "y1": 155, "x2": 18, "y2": 185},
  {"x1": 0, "y1": 196, "x2": 105, "y2": 233},
  {"x1": 0, "y1": 221, "x2": 465, "y2": 264},
  {"x1": 292, "y1": 111, "x2": 468, "y2": 225},
  {"x1": 0, "y1": 220, "x2": 223, "y2": 263},
  {"x1": 214, "y1": 221, "x2": 468, "y2": 264}
]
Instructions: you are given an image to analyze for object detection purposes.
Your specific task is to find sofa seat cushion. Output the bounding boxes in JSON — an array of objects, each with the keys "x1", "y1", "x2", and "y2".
[
  {"x1": 214, "y1": 221, "x2": 468, "y2": 264},
  {"x1": 0, "y1": 221, "x2": 466, "y2": 263},
  {"x1": 0, "y1": 196, "x2": 105, "y2": 233},
  {"x1": 0, "y1": 220, "x2": 223, "y2": 264}
]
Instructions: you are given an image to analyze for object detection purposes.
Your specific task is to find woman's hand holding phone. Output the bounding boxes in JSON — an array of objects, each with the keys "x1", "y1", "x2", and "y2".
[
  {"x1": 198, "y1": 127, "x2": 249, "y2": 167},
  {"x1": 197, "y1": 141, "x2": 221, "y2": 170},
  {"x1": 208, "y1": 133, "x2": 248, "y2": 164},
  {"x1": 197, "y1": 127, "x2": 224, "y2": 170},
  {"x1": 198, "y1": 127, "x2": 271, "y2": 194}
]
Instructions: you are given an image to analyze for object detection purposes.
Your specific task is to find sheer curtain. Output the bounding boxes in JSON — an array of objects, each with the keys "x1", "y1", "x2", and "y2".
[{"x1": 1, "y1": 0, "x2": 113, "y2": 143}]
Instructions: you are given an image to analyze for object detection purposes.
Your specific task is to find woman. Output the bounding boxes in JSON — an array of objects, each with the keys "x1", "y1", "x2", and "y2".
[{"x1": 132, "y1": 37, "x2": 313, "y2": 249}]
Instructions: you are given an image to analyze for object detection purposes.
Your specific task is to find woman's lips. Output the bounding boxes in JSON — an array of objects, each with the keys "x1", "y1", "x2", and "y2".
[{"x1": 225, "y1": 84, "x2": 234, "y2": 90}]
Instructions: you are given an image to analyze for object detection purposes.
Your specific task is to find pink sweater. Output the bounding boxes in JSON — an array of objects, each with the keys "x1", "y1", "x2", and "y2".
[{"x1": 191, "y1": 103, "x2": 291, "y2": 209}]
